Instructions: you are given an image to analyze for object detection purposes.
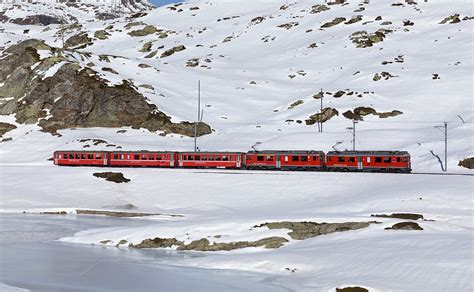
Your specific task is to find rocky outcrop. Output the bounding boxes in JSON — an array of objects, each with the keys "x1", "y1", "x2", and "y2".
[
  {"x1": 161, "y1": 45, "x2": 186, "y2": 58},
  {"x1": 342, "y1": 107, "x2": 402, "y2": 121},
  {"x1": 321, "y1": 17, "x2": 346, "y2": 28},
  {"x1": 350, "y1": 29, "x2": 392, "y2": 48},
  {"x1": 10, "y1": 15, "x2": 64, "y2": 26},
  {"x1": 0, "y1": 39, "x2": 211, "y2": 137},
  {"x1": 371, "y1": 213, "x2": 424, "y2": 220},
  {"x1": 439, "y1": 14, "x2": 461, "y2": 24},
  {"x1": 305, "y1": 108, "x2": 339, "y2": 125},
  {"x1": 385, "y1": 222, "x2": 423, "y2": 230},
  {"x1": 0, "y1": 122, "x2": 16, "y2": 137},
  {"x1": 254, "y1": 221, "x2": 376, "y2": 240},
  {"x1": 131, "y1": 236, "x2": 288, "y2": 251}
]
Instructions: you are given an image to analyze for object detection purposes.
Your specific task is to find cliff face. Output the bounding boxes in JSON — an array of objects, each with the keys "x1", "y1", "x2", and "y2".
[{"x1": 0, "y1": 39, "x2": 210, "y2": 136}]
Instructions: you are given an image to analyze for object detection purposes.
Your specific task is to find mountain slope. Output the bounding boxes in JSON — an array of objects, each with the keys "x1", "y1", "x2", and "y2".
[{"x1": 0, "y1": 0, "x2": 473, "y2": 172}]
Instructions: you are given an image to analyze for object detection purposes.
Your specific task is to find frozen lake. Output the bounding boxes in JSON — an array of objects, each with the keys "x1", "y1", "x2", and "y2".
[{"x1": 0, "y1": 214, "x2": 291, "y2": 292}]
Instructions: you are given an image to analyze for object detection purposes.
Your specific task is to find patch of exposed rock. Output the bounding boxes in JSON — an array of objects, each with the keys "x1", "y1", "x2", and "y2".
[
  {"x1": 342, "y1": 107, "x2": 402, "y2": 121},
  {"x1": 131, "y1": 236, "x2": 288, "y2": 251},
  {"x1": 350, "y1": 29, "x2": 392, "y2": 48},
  {"x1": 0, "y1": 39, "x2": 211, "y2": 137},
  {"x1": 76, "y1": 209, "x2": 173, "y2": 217},
  {"x1": 288, "y1": 100, "x2": 304, "y2": 110},
  {"x1": 128, "y1": 25, "x2": 158, "y2": 37},
  {"x1": 65, "y1": 32, "x2": 92, "y2": 49},
  {"x1": 321, "y1": 17, "x2": 346, "y2": 28},
  {"x1": 93, "y1": 172, "x2": 130, "y2": 183},
  {"x1": 345, "y1": 15, "x2": 363, "y2": 25},
  {"x1": 337, "y1": 287, "x2": 369, "y2": 292},
  {"x1": 161, "y1": 45, "x2": 186, "y2": 58},
  {"x1": 305, "y1": 108, "x2": 339, "y2": 125},
  {"x1": 310, "y1": 4, "x2": 330, "y2": 14},
  {"x1": 385, "y1": 222, "x2": 423, "y2": 231},
  {"x1": 458, "y1": 157, "x2": 474, "y2": 169},
  {"x1": 94, "y1": 30, "x2": 110, "y2": 40},
  {"x1": 439, "y1": 14, "x2": 461, "y2": 24},
  {"x1": 0, "y1": 122, "x2": 16, "y2": 137},
  {"x1": 177, "y1": 237, "x2": 288, "y2": 251},
  {"x1": 254, "y1": 221, "x2": 376, "y2": 240},
  {"x1": 277, "y1": 22, "x2": 299, "y2": 29},
  {"x1": 371, "y1": 213, "x2": 423, "y2": 220},
  {"x1": 10, "y1": 14, "x2": 64, "y2": 26}
]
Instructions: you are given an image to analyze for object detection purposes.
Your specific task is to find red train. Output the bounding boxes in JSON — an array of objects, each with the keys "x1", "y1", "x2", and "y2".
[{"x1": 54, "y1": 150, "x2": 411, "y2": 173}]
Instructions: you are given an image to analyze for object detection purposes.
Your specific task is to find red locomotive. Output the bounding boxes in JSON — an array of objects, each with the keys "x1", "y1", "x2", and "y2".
[
  {"x1": 53, "y1": 150, "x2": 412, "y2": 173},
  {"x1": 326, "y1": 151, "x2": 411, "y2": 173}
]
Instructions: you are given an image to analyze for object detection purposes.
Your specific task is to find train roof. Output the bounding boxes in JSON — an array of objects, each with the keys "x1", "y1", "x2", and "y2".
[
  {"x1": 54, "y1": 150, "x2": 107, "y2": 153},
  {"x1": 179, "y1": 151, "x2": 245, "y2": 154},
  {"x1": 247, "y1": 150, "x2": 325, "y2": 155},
  {"x1": 327, "y1": 151, "x2": 410, "y2": 156}
]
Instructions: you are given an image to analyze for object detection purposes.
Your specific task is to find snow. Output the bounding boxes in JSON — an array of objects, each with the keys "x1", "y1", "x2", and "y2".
[{"x1": 0, "y1": 0, "x2": 473, "y2": 291}]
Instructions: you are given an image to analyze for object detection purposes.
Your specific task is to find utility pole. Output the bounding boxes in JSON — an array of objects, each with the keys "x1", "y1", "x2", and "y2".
[
  {"x1": 320, "y1": 88, "x2": 323, "y2": 133},
  {"x1": 434, "y1": 121, "x2": 448, "y2": 172},
  {"x1": 346, "y1": 119, "x2": 357, "y2": 151},
  {"x1": 194, "y1": 80, "x2": 201, "y2": 152}
]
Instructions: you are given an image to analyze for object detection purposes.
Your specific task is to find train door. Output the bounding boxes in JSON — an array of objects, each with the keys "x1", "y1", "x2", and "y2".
[
  {"x1": 178, "y1": 154, "x2": 183, "y2": 167},
  {"x1": 237, "y1": 155, "x2": 241, "y2": 168},
  {"x1": 357, "y1": 156, "x2": 363, "y2": 170},
  {"x1": 170, "y1": 153, "x2": 175, "y2": 167},
  {"x1": 103, "y1": 153, "x2": 108, "y2": 166},
  {"x1": 276, "y1": 155, "x2": 281, "y2": 169}
]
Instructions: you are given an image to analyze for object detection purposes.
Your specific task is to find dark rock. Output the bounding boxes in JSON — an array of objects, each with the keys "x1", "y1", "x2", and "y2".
[
  {"x1": 160, "y1": 45, "x2": 186, "y2": 58},
  {"x1": 306, "y1": 108, "x2": 339, "y2": 125},
  {"x1": 93, "y1": 172, "x2": 130, "y2": 183},
  {"x1": 0, "y1": 122, "x2": 16, "y2": 137},
  {"x1": 277, "y1": 22, "x2": 299, "y2": 29},
  {"x1": 11, "y1": 15, "x2": 64, "y2": 26},
  {"x1": 250, "y1": 16, "x2": 265, "y2": 25},
  {"x1": 0, "y1": 39, "x2": 210, "y2": 137},
  {"x1": 131, "y1": 237, "x2": 184, "y2": 248},
  {"x1": 310, "y1": 4, "x2": 330, "y2": 14},
  {"x1": 177, "y1": 237, "x2": 289, "y2": 251},
  {"x1": 371, "y1": 213, "x2": 424, "y2": 220},
  {"x1": 439, "y1": 14, "x2": 461, "y2": 24},
  {"x1": 336, "y1": 287, "x2": 369, "y2": 292},
  {"x1": 343, "y1": 107, "x2": 402, "y2": 121},
  {"x1": 65, "y1": 32, "x2": 92, "y2": 49},
  {"x1": 385, "y1": 222, "x2": 423, "y2": 230},
  {"x1": 345, "y1": 15, "x2": 363, "y2": 25},
  {"x1": 321, "y1": 17, "x2": 346, "y2": 28},
  {"x1": 128, "y1": 25, "x2": 158, "y2": 37},
  {"x1": 255, "y1": 221, "x2": 376, "y2": 240},
  {"x1": 458, "y1": 157, "x2": 474, "y2": 169}
]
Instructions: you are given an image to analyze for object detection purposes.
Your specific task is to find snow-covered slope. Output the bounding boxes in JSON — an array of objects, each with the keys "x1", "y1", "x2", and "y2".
[
  {"x1": 0, "y1": 0, "x2": 472, "y2": 172},
  {"x1": 0, "y1": 2, "x2": 473, "y2": 291}
]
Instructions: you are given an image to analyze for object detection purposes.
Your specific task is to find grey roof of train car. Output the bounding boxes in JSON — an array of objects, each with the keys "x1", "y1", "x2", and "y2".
[
  {"x1": 327, "y1": 151, "x2": 409, "y2": 156},
  {"x1": 247, "y1": 150, "x2": 324, "y2": 154}
]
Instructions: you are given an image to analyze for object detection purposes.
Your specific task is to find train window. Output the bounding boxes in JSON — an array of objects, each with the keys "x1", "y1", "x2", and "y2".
[
  {"x1": 148, "y1": 155, "x2": 153, "y2": 160},
  {"x1": 383, "y1": 157, "x2": 391, "y2": 163},
  {"x1": 202, "y1": 156, "x2": 208, "y2": 161},
  {"x1": 89, "y1": 154, "x2": 94, "y2": 159},
  {"x1": 156, "y1": 155, "x2": 162, "y2": 160},
  {"x1": 188, "y1": 155, "x2": 193, "y2": 160},
  {"x1": 142, "y1": 155, "x2": 147, "y2": 160},
  {"x1": 120, "y1": 155, "x2": 124, "y2": 160},
  {"x1": 208, "y1": 156, "x2": 215, "y2": 161},
  {"x1": 375, "y1": 157, "x2": 382, "y2": 163},
  {"x1": 134, "y1": 155, "x2": 140, "y2": 160},
  {"x1": 63, "y1": 154, "x2": 67, "y2": 159},
  {"x1": 75, "y1": 154, "x2": 80, "y2": 159},
  {"x1": 338, "y1": 157, "x2": 345, "y2": 163},
  {"x1": 81, "y1": 154, "x2": 85, "y2": 159},
  {"x1": 292, "y1": 156, "x2": 299, "y2": 162},
  {"x1": 349, "y1": 157, "x2": 355, "y2": 163},
  {"x1": 397, "y1": 157, "x2": 401, "y2": 162},
  {"x1": 96, "y1": 154, "x2": 101, "y2": 159},
  {"x1": 223, "y1": 156, "x2": 229, "y2": 161},
  {"x1": 257, "y1": 156, "x2": 264, "y2": 161},
  {"x1": 402, "y1": 157, "x2": 408, "y2": 162},
  {"x1": 266, "y1": 156, "x2": 274, "y2": 161},
  {"x1": 312, "y1": 156, "x2": 318, "y2": 161},
  {"x1": 301, "y1": 156, "x2": 308, "y2": 162},
  {"x1": 367, "y1": 157, "x2": 371, "y2": 163},
  {"x1": 195, "y1": 155, "x2": 201, "y2": 160}
]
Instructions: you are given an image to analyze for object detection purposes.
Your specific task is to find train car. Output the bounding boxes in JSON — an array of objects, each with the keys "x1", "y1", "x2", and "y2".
[
  {"x1": 53, "y1": 151, "x2": 108, "y2": 166},
  {"x1": 109, "y1": 151, "x2": 177, "y2": 168},
  {"x1": 177, "y1": 152, "x2": 244, "y2": 169},
  {"x1": 326, "y1": 151, "x2": 411, "y2": 173},
  {"x1": 245, "y1": 151, "x2": 325, "y2": 170}
]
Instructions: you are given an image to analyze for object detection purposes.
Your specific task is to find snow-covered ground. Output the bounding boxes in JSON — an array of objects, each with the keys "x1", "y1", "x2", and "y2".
[{"x1": 0, "y1": 0, "x2": 473, "y2": 291}]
